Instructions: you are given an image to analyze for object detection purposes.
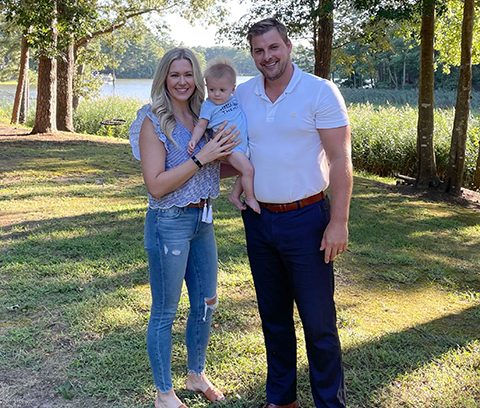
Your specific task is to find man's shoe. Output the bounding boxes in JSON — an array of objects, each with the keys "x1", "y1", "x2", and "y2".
[{"x1": 262, "y1": 402, "x2": 299, "y2": 408}]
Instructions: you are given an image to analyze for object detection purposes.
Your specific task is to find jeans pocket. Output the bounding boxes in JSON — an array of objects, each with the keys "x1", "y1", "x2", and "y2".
[
  {"x1": 316, "y1": 198, "x2": 331, "y2": 228},
  {"x1": 157, "y1": 206, "x2": 183, "y2": 220}
]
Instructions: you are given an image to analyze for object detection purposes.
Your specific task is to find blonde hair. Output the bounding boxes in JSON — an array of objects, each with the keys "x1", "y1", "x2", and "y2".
[
  {"x1": 150, "y1": 48, "x2": 205, "y2": 143},
  {"x1": 204, "y1": 59, "x2": 237, "y2": 85}
]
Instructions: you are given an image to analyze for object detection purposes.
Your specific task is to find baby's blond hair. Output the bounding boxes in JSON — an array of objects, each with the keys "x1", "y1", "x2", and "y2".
[{"x1": 204, "y1": 59, "x2": 237, "y2": 84}]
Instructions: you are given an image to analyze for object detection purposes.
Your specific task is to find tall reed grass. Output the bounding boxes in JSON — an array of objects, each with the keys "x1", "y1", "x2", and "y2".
[
  {"x1": 2, "y1": 91, "x2": 479, "y2": 188},
  {"x1": 74, "y1": 97, "x2": 142, "y2": 138},
  {"x1": 342, "y1": 88, "x2": 480, "y2": 109},
  {"x1": 348, "y1": 104, "x2": 480, "y2": 187}
]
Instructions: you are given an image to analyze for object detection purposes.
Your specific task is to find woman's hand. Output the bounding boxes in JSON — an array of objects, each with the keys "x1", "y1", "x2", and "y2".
[{"x1": 195, "y1": 122, "x2": 240, "y2": 165}]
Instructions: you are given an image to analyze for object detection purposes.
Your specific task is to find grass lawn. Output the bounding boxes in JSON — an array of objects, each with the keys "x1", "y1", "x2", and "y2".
[{"x1": 1, "y1": 126, "x2": 479, "y2": 408}]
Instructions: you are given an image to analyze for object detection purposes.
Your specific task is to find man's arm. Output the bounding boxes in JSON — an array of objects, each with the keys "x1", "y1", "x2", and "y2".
[{"x1": 318, "y1": 125, "x2": 353, "y2": 263}]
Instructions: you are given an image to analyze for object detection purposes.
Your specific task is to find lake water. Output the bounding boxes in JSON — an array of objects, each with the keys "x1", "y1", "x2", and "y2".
[{"x1": 0, "y1": 76, "x2": 254, "y2": 103}]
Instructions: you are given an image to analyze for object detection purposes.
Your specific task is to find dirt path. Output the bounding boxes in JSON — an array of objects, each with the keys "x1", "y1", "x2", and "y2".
[{"x1": 0, "y1": 124, "x2": 32, "y2": 137}]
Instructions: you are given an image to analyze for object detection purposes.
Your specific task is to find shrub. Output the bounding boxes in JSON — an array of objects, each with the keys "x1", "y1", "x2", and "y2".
[
  {"x1": 0, "y1": 100, "x2": 12, "y2": 123},
  {"x1": 74, "y1": 97, "x2": 143, "y2": 139}
]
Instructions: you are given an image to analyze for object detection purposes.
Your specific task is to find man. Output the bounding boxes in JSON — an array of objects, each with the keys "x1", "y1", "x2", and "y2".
[{"x1": 234, "y1": 18, "x2": 352, "y2": 408}]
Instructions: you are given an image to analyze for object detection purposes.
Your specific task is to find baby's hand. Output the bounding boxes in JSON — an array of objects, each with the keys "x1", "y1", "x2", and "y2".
[{"x1": 187, "y1": 140, "x2": 196, "y2": 155}]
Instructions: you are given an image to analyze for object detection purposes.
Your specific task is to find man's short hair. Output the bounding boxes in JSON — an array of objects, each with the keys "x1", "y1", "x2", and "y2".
[
  {"x1": 204, "y1": 59, "x2": 237, "y2": 84},
  {"x1": 247, "y1": 18, "x2": 290, "y2": 49}
]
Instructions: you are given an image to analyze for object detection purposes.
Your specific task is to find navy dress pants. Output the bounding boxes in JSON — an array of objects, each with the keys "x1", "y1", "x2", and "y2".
[{"x1": 242, "y1": 199, "x2": 346, "y2": 408}]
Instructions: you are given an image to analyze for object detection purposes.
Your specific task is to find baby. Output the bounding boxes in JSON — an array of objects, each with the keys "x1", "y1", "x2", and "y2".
[{"x1": 188, "y1": 60, "x2": 260, "y2": 213}]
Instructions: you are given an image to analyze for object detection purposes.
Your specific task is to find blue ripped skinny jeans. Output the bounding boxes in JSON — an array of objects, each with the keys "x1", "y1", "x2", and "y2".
[{"x1": 144, "y1": 206, "x2": 218, "y2": 392}]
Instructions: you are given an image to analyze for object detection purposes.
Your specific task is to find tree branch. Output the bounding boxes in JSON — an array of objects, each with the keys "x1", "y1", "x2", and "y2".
[{"x1": 75, "y1": 7, "x2": 162, "y2": 49}]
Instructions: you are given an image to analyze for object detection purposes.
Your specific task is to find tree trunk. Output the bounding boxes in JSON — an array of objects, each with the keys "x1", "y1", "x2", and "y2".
[
  {"x1": 57, "y1": 40, "x2": 75, "y2": 132},
  {"x1": 416, "y1": 0, "x2": 440, "y2": 188},
  {"x1": 32, "y1": 1, "x2": 57, "y2": 134},
  {"x1": 19, "y1": 75, "x2": 29, "y2": 124},
  {"x1": 402, "y1": 55, "x2": 407, "y2": 89},
  {"x1": 31, "y1": 55, "x2": 57, "y2": 134},
  {"x1": 444, "y1": 0, "x2": 474, "y2": 196},
  {"x1": 314, "y1": 0, "x2": 334, "y2": 78},
  {"x1": 387, "y1": 65, "x2": 397, "y2": 88},
  {"x1": 72, "y1": 59, "x2": 84, "y2": 111},
  {"x1": 473, "y1": 141, "x2": 480, "y2": 190},
  {"x1": 11, "y1": 36, "x2": 29, "y2": 125}
]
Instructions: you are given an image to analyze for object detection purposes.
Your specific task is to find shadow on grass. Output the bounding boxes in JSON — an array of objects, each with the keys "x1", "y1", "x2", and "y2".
[
  {"x1": 62, "y1": 302, "x2": 479, "y2": 407},
  {"x1": 277, "y1": 304, "x2": 480, "y2": 407},
  {"x1": 2, "y1": 133, "x2": 479, "y2": 406},
  {"x1": 348, "y1": 176, "x2": 480, "y2": 292},
  {"x1": 2, "y1": 206, "x2": 248, "y2": 303},
  {"x1": 342, "y1": 303, "x2": 480, "y2": 407},
  {"x1": 0, "y1": 139, "x2": 138, "y2": 177}
]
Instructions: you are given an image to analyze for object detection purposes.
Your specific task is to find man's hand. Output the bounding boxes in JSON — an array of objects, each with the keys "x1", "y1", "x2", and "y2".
[{"x1": 320, "y1": 220, "x2": 348, "y2": 263}]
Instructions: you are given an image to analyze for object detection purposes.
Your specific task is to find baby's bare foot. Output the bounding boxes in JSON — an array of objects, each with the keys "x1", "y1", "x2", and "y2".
[
  {"x1": 228, "y1": 192, "x2": 247, "y2": 211},
  {"x1": 245, "y1": 197, "x2": 261, "y2": 214}
]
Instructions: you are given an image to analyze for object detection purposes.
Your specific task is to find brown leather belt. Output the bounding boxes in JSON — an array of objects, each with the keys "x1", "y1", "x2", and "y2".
[
  {"x1": 186, "y1": 199, "x2": 207, "y2": 208},
  {"x1": 259, "y1": 191, "x2": 325, "y2": 213}
]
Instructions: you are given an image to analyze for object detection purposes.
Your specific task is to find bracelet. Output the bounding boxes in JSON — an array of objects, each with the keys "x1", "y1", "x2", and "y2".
[{"x1": 191, "y1": 155, "x2": 203, "y2": 169}]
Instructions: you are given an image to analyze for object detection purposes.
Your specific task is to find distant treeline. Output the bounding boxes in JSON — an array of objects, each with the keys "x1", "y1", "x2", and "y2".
[
  {"x1": 109, "y1": 41, "x2": 480, "y2": 91},
  {"x1": 108, "y1": 45, "x2": 259, "y2": 78}
]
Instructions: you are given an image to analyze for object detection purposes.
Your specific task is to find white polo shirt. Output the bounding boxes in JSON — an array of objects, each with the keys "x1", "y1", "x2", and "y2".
[{"x1": 235, "y1": 63, "x2": 349, "y2": 203}]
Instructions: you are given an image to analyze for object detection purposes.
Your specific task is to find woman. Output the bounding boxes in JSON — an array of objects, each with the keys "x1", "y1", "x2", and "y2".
[{"x1": 129, "y1": 48, "x2": 237, "y2": 408}]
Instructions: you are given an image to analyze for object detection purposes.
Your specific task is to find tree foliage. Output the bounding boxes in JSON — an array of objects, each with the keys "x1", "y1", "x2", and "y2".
[
  {"x1": 218, "y1": 0, "x2": 347, "y2": 77},
  {"x1": 435, "y1": 0, "x2": 480, "y2": 73},
  {"x1": 0, "y1": 16, "x2": 22, "y2": 81},
  {"x1": 0, "y1": 0, "x2": 225, "y2": 133}
]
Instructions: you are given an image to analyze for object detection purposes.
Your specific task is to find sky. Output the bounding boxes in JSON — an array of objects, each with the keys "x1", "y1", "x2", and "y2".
[
  {"x1": 164, "y1": 15, "x2": 219, "y2": 47},
  {"x1": 162, "y1": 1, "x2": 250, "y2": 47}
]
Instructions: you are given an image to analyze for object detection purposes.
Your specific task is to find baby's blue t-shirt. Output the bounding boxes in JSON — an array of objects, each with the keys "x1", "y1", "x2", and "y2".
[{"x1": 200, "y1": 96, "x2": 248, "y2": 153}]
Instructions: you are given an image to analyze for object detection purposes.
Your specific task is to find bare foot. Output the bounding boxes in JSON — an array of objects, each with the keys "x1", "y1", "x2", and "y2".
[
  {"x1": 155, "y1": 389, "x2": 187, "y2": 408},
  {"x1": 185, "y1": 372, "x2": 225, "y2": 403},
  {"x1": 245, "y1": 196, "x2": 261, "y2": 214},
  {"x1": 228, "y1": 192, "x2": 247, "y2": 211}
]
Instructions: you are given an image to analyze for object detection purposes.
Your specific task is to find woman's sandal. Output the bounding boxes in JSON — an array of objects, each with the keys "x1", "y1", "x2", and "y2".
[
  {"x1": 198, "y1": 385, "x2": 225, "y2": 403},
  {"x1": 185, "y1": 379, "x2": 225, "y2": 403}
]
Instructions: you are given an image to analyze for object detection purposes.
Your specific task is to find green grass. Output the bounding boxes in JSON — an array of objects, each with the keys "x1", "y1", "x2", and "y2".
[{"x1": 0, "y1": 128, "x2": 479, "y2": 408}]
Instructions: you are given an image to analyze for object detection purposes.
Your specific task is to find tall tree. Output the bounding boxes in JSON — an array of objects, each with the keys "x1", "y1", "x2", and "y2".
[
  {"x1": 30, "y1": 0, "x2": 58, "y2": 134},
  {"x1": 64, "y1": 0, "x2": 223, "y2": 124},
  {"x1": 416, "y1": 0, "x2": 440, "y2": 187},
  {"x1": 444, "y1": 0, "x2": 475, "y2": 195},
  {"x1": 11, "y1": 35, "x2": 29, "y2": 125},
  {"x1": 2, "y1": 0, "x2": 223, "y2": 133},
  {"x1": 56, "y1": 40, "x2": 74, "y2": 131},
  {"x1": 218, "y1": 0, "x2": 355, "y2": 78},
  {"x1": 314, "y1": 0, "x2": 334, "y2": 78},
  {"x1": 3, "y1": 0, "x2": 62, "y2": 133},
  {"x1": 352, "y1": 1, "x2": 449, "y2": 187}
]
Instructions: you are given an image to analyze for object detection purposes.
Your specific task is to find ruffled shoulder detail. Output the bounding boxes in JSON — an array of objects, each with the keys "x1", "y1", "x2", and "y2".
[{"x1": 129, "y1": 104, "x2": 168, "y2": 160}]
